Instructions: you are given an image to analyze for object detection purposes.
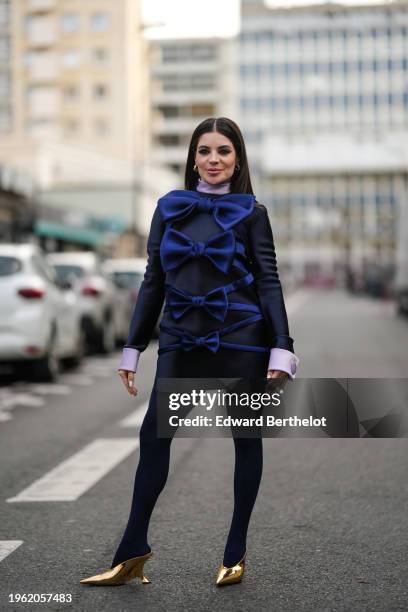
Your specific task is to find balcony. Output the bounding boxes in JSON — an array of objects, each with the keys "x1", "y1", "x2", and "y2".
[
  {"x1": 152, "y1": 117, "x2": 206, "y2": 135},
  {"x1": 151, "y1": 61, "x2": 217, "y2": 76},
  {"x1": 26, "y1": 0, "x2": 56, "y2": 12},
  {"x1": 26, "y1": 17, "x2": 57, "y2": 47},
  {"x1": 27, "y1": 53, "x2": 58, "y2": 81},
  {"x1": 151, "y1": 90, "x2": 217, "y2": 106},
  {"x1": 27, "y1": 86, "x2": 59, "y2": 118},
  {"x1": 152, "y1": 146, "x2": 189, "y2": 164}
]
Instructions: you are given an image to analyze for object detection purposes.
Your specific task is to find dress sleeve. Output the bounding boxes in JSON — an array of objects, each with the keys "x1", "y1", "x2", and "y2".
[
  {"x1": 247, "y1": 204, "x2": 296, "y2": 354},
  {"x1": 122, "y1": 204, "x2": 166, "y2": 352}
]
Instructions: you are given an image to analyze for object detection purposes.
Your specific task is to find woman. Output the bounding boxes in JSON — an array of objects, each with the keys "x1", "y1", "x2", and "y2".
[{"x1": 80, "y1": 117, "x2": 300, "y2": 588}]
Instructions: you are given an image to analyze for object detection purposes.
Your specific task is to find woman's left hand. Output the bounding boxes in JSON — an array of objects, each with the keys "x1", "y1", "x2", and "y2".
[{"x1": 267, "y1": 369, "x2": 289, "y2": 380}]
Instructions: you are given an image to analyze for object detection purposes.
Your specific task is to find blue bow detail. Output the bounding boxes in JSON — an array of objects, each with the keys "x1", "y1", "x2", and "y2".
[
  {"x1": 180, "y1": 330, "x2": 220, "y2": 352},
  {"x1": 166, "y1": 285, "x2": 228, "y2": 320},
  {"x1": 158, "y1": 190, "x2": 256, "y2": 230},
  {"x1": 160, "y1": 228, "x2": 235, "y2": 273}
]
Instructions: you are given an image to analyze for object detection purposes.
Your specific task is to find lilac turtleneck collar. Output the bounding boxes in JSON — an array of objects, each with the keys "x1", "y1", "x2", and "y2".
[{"x1": 196, "y1": 177, "x2": 231, "y2": 194}]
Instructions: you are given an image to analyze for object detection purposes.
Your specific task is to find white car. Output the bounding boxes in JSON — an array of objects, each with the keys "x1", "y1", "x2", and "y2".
[
  {"x1": 102, "y1": 258, "x2": 148, "y2": 344},
  {"x1": 0, "y1": 243, "x2": 85, "y2": 381},
  {"x1": 47, "y1": 251, "x2": 116, "y2": 354}
]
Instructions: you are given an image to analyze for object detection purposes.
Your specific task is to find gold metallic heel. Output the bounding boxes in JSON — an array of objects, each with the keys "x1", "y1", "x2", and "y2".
[
  {"x1": 80, "y1": 551, "x2": 153, "y2": 586},
  {"x1": 215, "y1": 551, "x2": 246, "y2": 586}
]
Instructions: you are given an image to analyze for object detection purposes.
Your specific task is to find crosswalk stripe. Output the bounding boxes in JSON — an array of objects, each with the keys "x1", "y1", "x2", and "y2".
[
  {"x1": 6, "y1": 438, "x2": 139, "y2": 503},
  {"x1": 119, "y1": 401, "x2": 149, "y2": 427},
  {"x1": 0, "y1": 541, "x2": 23, "y2": 562}
]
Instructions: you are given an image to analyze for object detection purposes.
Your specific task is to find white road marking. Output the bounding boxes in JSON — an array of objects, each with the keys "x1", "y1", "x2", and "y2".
[
  {"x1": 24, "y1": 384, "x2": 72, "y2": 396},
  {"x1": 0, "y1": 393, "x2": 45, "y2": 409},
  {"x1": 119, "y1": 401, "x2": 149, "y2": 427},
  {"x1": 6, "y1": 438, "x2": 139, "y2": 502},
  {"x1": 81, "y1": 355, "x2": 122, "y2": 376},
  {"x1": 0, "y1": 354, "x2": 122, "y2": 424},
  {"x1": 0, "y1": 391, "x2": 45, "y2": 422},
  {"x1": 81, "y1": 368, "x2": 111, "y2": 378},
  {"x1": 59, "y1": 374, "x2": 94, "y2": 386},
  {"x1": 0, "y1": 541, "x2": 23, "y2": 562}
]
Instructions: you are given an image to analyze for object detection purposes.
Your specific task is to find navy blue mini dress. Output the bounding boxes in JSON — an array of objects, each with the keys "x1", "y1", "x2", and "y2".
[{"x1": 124, "y1": 188, "x2": 295, "y2": 381}]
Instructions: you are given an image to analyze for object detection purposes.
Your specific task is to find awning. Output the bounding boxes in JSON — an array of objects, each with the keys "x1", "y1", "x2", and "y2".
[{"x1": 34, "y1": 220, "x2": 106, "y2": 246}]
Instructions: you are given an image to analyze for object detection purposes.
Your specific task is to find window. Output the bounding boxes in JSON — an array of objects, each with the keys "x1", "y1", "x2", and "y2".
[
  {"x1": 61, "y1": 49, "x2": 81, "y2": 69},
  {"x1": 23, "y1": 51, "x2": 32, "y2": 67},
  {"x1": 191, "y1": 104, "x2": 214, "y2": 116},
  {"x1": 53, "y1": 265, "x2": 85, "y2": 283},
  {"x1": 64, "y1": 117, "x2": 79, "y2": 133},
  {"x1": 161, "y1": 44, "x2": 216, "y2": 63},
  {"x1": 90, "y1": 13, "x2": 109, "y2": 32},
  {"x1": 94, "y1": 118, "x2": 109, "y2": 135},
  {"x1": 0, "y1": 256, "x2": 22, "y2": 276},
  {"x1": 61, "y1": 14, "x2": 79, "y2": 33},
  {"x1": 93, "y1": 83, "x2": 108, "y2": 99},
  {"x1": 24, "y1": 15, "x2": 34, "y2": 32},
  {"x1": 0, "y1": 74, "x2": 10, "y2": 96},
  {"x1": 0, "y1": 110, "x2": 11, "y2": 133},
  {"x1": 32, "y1": 255, "x2": 56, "y2": 284},
  {"x1": 191, "y1": 74, "x2": 215, "y2": 90},
  {"x1": 63, "y1": 84, "x2": 79, "y2": 100},
  {"x1": 160, "y1": 105, "x2": 178, "y2": 118},
  {"x1": 112, "y1": 271, "x2": 144, "y2": 289},
  {"x1": 92, "y1": 47, "x2": 108, "y2": 63},
  {"x1": 0, "y1": 37, "x2": 10, "y2": 61},
  {"x1": 158, "y1": 134, "x2": 180, "y2": 146},
  {"x1": 0, "y1": 0, "x2": 11, "y2": 27}
]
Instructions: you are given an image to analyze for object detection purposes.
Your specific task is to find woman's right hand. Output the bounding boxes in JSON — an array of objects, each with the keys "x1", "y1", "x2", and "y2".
[{"x1": 118, "y1": 369, "x2": 138, "y2": 396}]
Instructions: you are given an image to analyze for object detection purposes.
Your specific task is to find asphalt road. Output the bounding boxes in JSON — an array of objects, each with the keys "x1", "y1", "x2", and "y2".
[{"x1": 1, "y1": 287, "x2": 407, "y2": 611}]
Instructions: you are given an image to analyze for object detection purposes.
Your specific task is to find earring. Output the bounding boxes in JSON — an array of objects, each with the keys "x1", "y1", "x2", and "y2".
[
  {"x1": 235, "y1": 163, "x2": 240, "y2": 171},
  {"x1": 193, "y1": 164, "x2": 198, "y2": 172}
]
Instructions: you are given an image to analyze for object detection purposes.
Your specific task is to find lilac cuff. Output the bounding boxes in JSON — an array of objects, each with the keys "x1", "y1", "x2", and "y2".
[
  {"x1": 268, "y1": 348, "x2": 300, "y2": 379},
  {"x1": 117, "y1": 347, "x2": 300, "y2": 378},
  {"x1": 118, "y1": 347, "x2": 140, "y2": 372}
]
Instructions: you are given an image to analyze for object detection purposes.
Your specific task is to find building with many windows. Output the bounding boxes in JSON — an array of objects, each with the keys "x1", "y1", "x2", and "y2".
[
  {"x1": 234, "y1": 0, "x2": 408, "y2": 286},
  {"x1": 2, "y1": 0, "x2": 150, "y2": 159},
  {"x1": 0, "y1": 0, "x2": 178, "y2": 252},
  {"x1": 149, "y1": 37, "x2": 233, "y2": 175},
  {"x1": 0, "y1": 0, "x2": 12, "y2": 135}
]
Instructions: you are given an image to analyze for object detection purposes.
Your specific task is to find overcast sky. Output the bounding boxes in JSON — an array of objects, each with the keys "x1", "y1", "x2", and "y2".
[{"x1": 141, "y1": 0, "x2": 394, "y2": 39}]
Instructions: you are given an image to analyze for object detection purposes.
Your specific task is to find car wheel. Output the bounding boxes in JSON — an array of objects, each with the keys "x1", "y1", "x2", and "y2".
[
  {"x1": 98, "y1": 316, "x2": 116, "y2": 354},
  {"x1": 64, "y1": 323, "x2": 87, "y2": 368},
  {"x1": 31, "y1": 329, "x2": 60, "y2": 382}
]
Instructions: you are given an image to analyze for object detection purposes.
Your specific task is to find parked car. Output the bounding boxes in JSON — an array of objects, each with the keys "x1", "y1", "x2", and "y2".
[
  {"x1": 47, "y1": 251, "x2": 116, "y2": 354},
  {"x1": 0, "y1": 243, "x2": 85, "y2": 381},
  {"x1": 102, "y1": 257, "x2": 162, "y2": 342},
  {"x1": 394, "y1": 266, "x2": 408, "y2": 316},
  {"x1": 102, "y1": 257, "x2": 146, "y2": 345}
]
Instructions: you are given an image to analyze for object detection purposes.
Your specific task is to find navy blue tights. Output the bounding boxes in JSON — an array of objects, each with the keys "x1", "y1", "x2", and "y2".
[{"x1": 110, "y1": 381, "x2": 263, "y2": 569}]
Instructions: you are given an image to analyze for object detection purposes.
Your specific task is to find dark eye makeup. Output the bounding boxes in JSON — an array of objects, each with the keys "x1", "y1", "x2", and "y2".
[{"x1": 198, "y1": 147, "x2": 232, "y2": 154}]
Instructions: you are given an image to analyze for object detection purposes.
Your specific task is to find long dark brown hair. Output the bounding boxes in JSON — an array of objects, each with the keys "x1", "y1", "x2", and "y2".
[{"x1": 184, "y1": 117, "x2": 254, "y2": 195}]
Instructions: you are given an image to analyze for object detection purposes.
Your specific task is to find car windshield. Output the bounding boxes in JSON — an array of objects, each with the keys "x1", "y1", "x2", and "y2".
[
  {"x1": 0, "y1": 256, "x2": 22, "y2": 276},
  {"x1": 52, "y1": 264, "x2": 86, "y2": 283},
  {"x1": 112, "y1": 271, "x2": 144, "y2": 289}
]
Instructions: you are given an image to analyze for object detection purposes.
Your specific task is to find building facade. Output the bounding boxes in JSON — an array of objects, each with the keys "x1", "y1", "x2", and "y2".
[
  {"x1": 149, "y1": 37, "x2": 232, "y2": 175},
  {"x1": 0, "y1": 0, "x2": 179, "y2": 252},
  {"x1": 2, "y1": 0, "x2": 150, "y2": 160},
  {"x1": 235, "y1": 0, "x2": 408, "y2": 285}
]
